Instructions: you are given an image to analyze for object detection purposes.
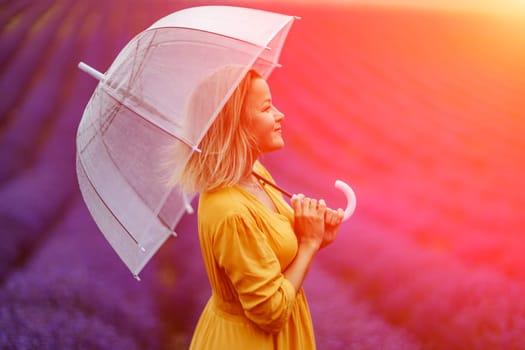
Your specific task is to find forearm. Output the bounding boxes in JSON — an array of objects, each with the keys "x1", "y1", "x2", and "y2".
[{"x1": 283, "y1": 242, "x2": 318, "y2": 292}]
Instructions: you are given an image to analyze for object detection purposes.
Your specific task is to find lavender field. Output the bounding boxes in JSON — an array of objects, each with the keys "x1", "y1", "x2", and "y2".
[{"x1": 1, "y1": 1, "x2": 525, "y2": 349}]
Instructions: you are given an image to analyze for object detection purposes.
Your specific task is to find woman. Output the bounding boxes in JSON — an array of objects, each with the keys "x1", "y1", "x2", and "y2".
[{"x1": 177, "y1": 67, "x2": 344, "y2": 349}]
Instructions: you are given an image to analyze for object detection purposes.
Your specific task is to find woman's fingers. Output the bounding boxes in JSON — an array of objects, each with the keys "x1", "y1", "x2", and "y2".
[
  {"x1": 325, "y1": 208, "x2": 345, "y2": 226},
  {"x1": 292, "y1": 195, "x2": 346, "y2": 250},
  {"x1": 326, "y1": 209, "x2": 338, "y2": 226},
  {"x1": 325, "y1": 208, "x2": 333, "y2": 225},
  {"x1": 293, "y1": 195, "x2": 333, "y2": 218},
  {"x1": 317, "y1": 199, "x2": 327, "y2": 216},
  {"x1": 291, "y1": 193, "x2": 305, "y2": 214},
  {"x1": 291, "y1": 193, "x2": 305, "y2": 205},
  {"x1": 307, "y1": 198, "x2": 317, "y2": 211},
  {"x1": 292, "y1": 195, "x2": 320, "y2": 213},
  {"x1": 337, "y1": 208, "x2": 344, "y2": 221}
]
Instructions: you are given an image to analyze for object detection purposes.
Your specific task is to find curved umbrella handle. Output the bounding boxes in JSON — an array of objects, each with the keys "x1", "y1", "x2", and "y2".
[
  {"x1": 253, "y1": 171, "x2": 356, "y2": 221},
  {"x1": 334, "y1": 180, "x2": 356, "y2": 221}
]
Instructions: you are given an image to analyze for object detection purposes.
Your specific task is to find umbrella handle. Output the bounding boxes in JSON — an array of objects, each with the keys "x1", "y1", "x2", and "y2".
[
  {"x1": 78, "y1": 61, "x2": 105, "y2": 81},
  {"x1": 334, "y1": 180, "x2": 356, "y2": 221},
  {"x1": 254, "y1": 171, "x2": 356, "y2": 221}
]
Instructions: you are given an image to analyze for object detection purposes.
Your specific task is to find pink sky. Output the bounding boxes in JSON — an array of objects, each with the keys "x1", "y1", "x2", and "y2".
[{"x1": 248, "y1": 0, "x2": 525, "y2": 15}]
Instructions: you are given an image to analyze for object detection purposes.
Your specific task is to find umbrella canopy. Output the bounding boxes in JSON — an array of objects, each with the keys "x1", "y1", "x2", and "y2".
[{"x1": 76, "y1": 6, "x2": 297, "y2": 279}]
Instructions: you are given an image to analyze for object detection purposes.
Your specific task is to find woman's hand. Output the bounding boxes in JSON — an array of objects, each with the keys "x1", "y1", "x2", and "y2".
[
  {"x1": 320, "y1": 207, "x2": 344, "y2": 249},
  {"x1": 291, "y1": 194, "x2": 326, "y2": 251},
  {"x1": 285, "y1": 195, "x2": 343, "y2": 293}
]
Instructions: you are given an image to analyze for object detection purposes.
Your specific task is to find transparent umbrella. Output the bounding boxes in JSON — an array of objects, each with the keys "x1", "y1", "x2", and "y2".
[{"x1": 76, "y1": 5, "x2": 355, "y2": 280}]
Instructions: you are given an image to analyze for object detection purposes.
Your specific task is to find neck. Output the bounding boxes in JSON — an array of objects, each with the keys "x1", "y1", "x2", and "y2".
[
  {"x1": 239, "y1": 158, "x2": 258, "y2": 182},
  {"x1": 238, "y1": 160, "x2": 261, "y2": 188}
]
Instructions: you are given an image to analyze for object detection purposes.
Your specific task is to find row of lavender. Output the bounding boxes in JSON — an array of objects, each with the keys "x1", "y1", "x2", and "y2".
[
  {"x1": 0, "y1": 1, "x2": 171, "y2": 348},
  {"x1": 266, "y1": 6, "x2": 525, "y2": 350}
]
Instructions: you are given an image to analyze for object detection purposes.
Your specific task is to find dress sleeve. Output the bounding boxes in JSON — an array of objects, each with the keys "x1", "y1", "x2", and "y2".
[{"x1": 212, "y1": 213, "x2": 296, "y2": 334}]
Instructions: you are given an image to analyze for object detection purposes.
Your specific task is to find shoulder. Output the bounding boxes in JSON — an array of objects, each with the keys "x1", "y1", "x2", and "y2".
[
  {"x1": 198, "y1": 188, "x2": 264, "y2": 250},
  {"x1": 198, "y1": 187, "x2": 257, "y2": 227}
]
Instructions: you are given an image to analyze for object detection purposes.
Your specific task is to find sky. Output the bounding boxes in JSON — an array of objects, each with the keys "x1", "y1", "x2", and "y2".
[{"x1": 249, "y1": 0, "x2": 525, "y2": 15}]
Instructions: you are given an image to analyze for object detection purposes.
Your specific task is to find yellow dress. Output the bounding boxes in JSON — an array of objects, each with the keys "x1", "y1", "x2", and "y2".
[{"x1": 189, "y1": 162, "x2": 316, "y2": 349}]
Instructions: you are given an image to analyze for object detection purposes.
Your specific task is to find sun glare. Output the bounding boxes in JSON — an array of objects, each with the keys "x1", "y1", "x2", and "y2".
[{"x1": 252, "y1": 0, "x2": 525, "y2": 16}]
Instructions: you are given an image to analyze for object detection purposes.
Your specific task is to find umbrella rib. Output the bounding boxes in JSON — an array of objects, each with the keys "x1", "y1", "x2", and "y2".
[
  {"x1": 149, "y1": 25, "x2": 272, "y2": 50},
  {"x1": 152, "y1": 38, "x2": 282, "y2": 68},
  {"x1": 145, "y1": 26, "x2": 284, "y2": 69},
  {"x1": 77, "y1": 153, "x2": 144, "y2": 249},
  {"x1": 101, "y1": 85, "x2": 200, "y2": 152},
  {"x1": 94, "y1": 119, "x2": 176, "y2": 237}
]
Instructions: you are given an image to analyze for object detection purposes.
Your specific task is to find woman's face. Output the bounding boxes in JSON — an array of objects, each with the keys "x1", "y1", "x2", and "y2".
[{"x1": 244, "y1": 77, "x2": 285, "y2": 154}]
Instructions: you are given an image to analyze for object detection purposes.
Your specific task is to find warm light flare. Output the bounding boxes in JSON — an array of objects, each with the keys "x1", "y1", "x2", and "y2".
[{"x1": 250, "y1": 0, "x2": 525, "y2": 16}]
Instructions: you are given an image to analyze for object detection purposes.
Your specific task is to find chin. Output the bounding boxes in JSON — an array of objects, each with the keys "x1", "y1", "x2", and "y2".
[
  {"x1": 261, "y1": 143, "x2": 284, "y2": 154},
  {"x1": 272, "y1": 142, "x2": 285, "y2": 152}
]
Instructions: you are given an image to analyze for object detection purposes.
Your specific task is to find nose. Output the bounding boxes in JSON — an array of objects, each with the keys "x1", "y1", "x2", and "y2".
[{"x1": 273, "y1": 105, "x2": 284, "y2": 121}]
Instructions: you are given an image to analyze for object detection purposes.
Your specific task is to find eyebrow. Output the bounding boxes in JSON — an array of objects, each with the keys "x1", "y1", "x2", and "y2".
[{"x1": 261, "y1": 98, "x2": 272, "y2": 106}]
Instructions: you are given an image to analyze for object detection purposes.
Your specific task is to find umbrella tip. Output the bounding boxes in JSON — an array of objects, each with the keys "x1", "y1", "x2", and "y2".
[
  {"x1": 185, "y1": 203, "x2": 194, "y2": 214},
  {"x1": 78, "y1": 61, "x2": 105, "y2": 81},
  {"x1": 182, "y1": 193, "x2": 194, "y2": 214},
  {"x1": 133, "y1": 274, "x2": 141, "y2": 282}
]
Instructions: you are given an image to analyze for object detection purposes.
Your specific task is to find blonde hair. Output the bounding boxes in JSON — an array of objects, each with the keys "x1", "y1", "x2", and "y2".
[{"x1": 168, "y1": 67, "x2": 262, "y2": 193}]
